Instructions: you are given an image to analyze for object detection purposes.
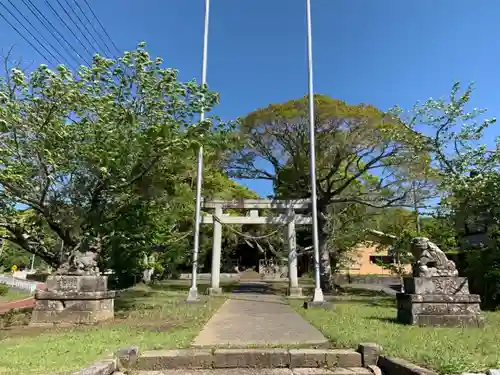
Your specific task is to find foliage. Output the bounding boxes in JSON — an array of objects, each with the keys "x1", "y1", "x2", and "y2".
[
  {"x1": 420, "y1": 213, "x2": 458, "y2": 251},
  {"x1": 398, "y1": 82, "x2": 500, "y2": 306},
  {"x1": 0, "y1": 239, "x2": 31, "y2": 270},
  {"x1": 0, "y1": 283, "x2": 8, "y2": 296},
  {"x1": 464, "y1": 228, "x2": 500, "y2": 310},
  {"x1": 323, "y1": 202, "x2": 377, "y2": 272},
  {"x1": 0, "y1": 42, "x2": 232, "y2": 272},
  {"x1": 393, "y1": 82, "x2": 499, "y2": 230},
  {"x1": 229, "y1": 95, "x2": 429, "y2": 289}
]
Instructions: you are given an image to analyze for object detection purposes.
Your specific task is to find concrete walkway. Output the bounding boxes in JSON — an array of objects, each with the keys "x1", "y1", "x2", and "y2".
[{"x1": 192, "y1": 283, "x2": 328, "y2": 347}]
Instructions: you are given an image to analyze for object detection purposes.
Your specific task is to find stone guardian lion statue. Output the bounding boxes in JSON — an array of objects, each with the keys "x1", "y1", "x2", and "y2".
[{"x1": 410, "y1": 237, "x2": 458, "y2": 277}]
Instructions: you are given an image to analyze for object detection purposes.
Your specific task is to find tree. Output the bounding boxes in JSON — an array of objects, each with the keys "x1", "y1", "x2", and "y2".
[
  {"x1": 0, "y1": 42, "x2": 229, "y2": 269},
  {"x1": 393, "y1": 82, "x2": 499, "y2": 223},
  {"x1": 228, "y1": 95, "x2": 427, "y2": 290},
  {"x1": 397, "y1": 82, "x2": 500, "y2": 308}
]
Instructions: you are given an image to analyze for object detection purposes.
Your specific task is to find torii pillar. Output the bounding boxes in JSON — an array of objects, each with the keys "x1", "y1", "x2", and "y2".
[
  {"x1": 286, "y1": 209, "x2": 302, "y2": 298},
  {"x1": 208, "y1": 203, "x2": 223, "y2": 295}
]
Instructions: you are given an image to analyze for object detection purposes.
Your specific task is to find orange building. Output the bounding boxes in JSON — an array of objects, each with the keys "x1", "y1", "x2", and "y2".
[{"x1": 339, "y1": 242, "x2": 412, "y2": 275}]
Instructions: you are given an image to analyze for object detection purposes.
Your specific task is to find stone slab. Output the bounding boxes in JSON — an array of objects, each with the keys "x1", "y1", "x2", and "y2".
[
  {"x1": 214, "y1": 349, "x2": 289, "y2": 368},
  {"x1": 357, "y1": 343, "x2": 383, "y2": 367},
  {"x1": 378, "y1": 356, "x2": 438, "y2": 375},
  {"x1": 192, "y1": 295, "x2": 327, "y2": 346},
  {"x1": 137, "y1": 350, "x2": 213, "y2": 370},
  {"x1": 71, "y1": 359, "x2": 116, "y2": 375},
  {"x1": 403, "y1": 277, "x2": 470, "y2": 295},
  {"x1": 289, "y1": 349, "x2": 361, "y2": 368},
  {"x1": 134, "y1": 369, "x2": 371, "y2": 375},
  {"x1": 133, "y1": 370, "x2": 290, "y2": 375},
  {"x1": 135, "y1": 349, "x2": 363, "y2": 370}
]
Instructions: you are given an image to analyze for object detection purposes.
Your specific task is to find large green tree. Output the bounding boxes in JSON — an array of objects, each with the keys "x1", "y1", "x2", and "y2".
[
  {"x1": 229, "y1": 95, "x2": 427, "y2": 290},
  {"x1": 397, "y1": 82, "x2": 500, "y2": 308},
  {"x1": 0, "y1": 42, "x2": 230, "y2": 269},
  {"x1": 394, "y1": 82, "x2": 499, "y2": 240}
]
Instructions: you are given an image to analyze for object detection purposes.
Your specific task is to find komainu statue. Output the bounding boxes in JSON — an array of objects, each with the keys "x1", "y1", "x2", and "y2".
[
  {"x1": 410, "y1": 237, "x2": 458, "y2": 277},
  {"x1": 56, "y1": 250, "x2": 100, "y2": 276}
]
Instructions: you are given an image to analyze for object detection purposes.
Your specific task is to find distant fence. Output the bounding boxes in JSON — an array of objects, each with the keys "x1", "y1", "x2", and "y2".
[{"x1": 0, "y1": 275, "x2": 40, "y2": 294}]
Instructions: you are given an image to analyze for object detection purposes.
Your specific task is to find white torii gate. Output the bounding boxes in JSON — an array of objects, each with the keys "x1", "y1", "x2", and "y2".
[
  {"x1": 188, "y1": 0, "x2": 325, "y2": 304},
  {"x1": 200, "y1": 198, "x2": 312, "y2": 297}
]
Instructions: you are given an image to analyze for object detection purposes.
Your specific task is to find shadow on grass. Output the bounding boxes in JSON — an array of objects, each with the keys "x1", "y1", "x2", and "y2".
[
  {"x1": 114, "y1": 288, "x2": 156, "y2": 312},
  {"x1": 323, "y1": 298, "x2": 395, "y2": 307},
  {"x1": 365, "y1": 316, "x2": 407, "y2": 325},
  {"x1": 336, "y1": 286, "x2": 395, "y2": 298},
  {"x1": 149, "y1": 281, "x2": 238, "y2": 294}
]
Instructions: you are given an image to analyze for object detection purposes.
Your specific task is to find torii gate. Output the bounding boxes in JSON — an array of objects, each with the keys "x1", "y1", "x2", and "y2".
[{"x1": 200, "y1": 198, "x2": 312, "y2": 297}]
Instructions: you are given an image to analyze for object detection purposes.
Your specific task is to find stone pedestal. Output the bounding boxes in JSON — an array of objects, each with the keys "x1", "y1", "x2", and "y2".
[
  {"x1": 207, "y1": 287, "x2": 223, "y2": 295},
  {"x1": 287, "y1": 287, "x2": 304, "y2": 298},
  {"x1": 30, "y1": 274, "x2": 116, "y2": 326},
  {"x1": 396, "y1": 277, "x2": 484, "y2": 327}
]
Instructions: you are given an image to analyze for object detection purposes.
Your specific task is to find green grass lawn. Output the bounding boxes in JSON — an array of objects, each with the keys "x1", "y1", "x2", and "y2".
[
  {"x1": 0, "y1": 281, "x2": 226, "y2": 375},
  {"x1": 293, "y1": 295, "x2": 500, "y2": 374},
  {"x1": 0, "y1": 287, "x2": 31, "y2": 303}
]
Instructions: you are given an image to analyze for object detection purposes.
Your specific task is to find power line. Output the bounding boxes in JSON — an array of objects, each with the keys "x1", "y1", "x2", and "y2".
[
  {"x1": 72, "y1": 0, "x2": 113, "y2": 57},
  {"x1": 57, "y1": 0, "x2": 99, "y2": 56},
  {"x1": 82, "y1": 0, "x2": 120, "y2": 56},
  {"x1": 6, "y1": 0, "x2": 70, "y2": 67},
  {"x1": 66, "y1": 0, "x2": 110, "y2": 57},
  {"x1": 0, "y1": 10, "x2": 52, "y2": 65},
  {"x1": 0, "y1": 2, "x2": 58, "y2": 66},
  {"x1": 44, "y1": 0, "x2": 93, "y2": 60},
  {"x1": 21, "y1": 0, "x2": 84, "y2": 67}
]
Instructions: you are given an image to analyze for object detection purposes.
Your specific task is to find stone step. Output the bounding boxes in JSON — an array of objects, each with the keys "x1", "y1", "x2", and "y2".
[
  {"x1": 134, "y1": 368, "x2": 374, "y2": 375},
  {"x1": 133, "y1": 349, "x2": 364, "y2": 371}
]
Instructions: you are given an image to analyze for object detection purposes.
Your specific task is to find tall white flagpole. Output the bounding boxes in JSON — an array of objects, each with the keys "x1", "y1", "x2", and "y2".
[
  {"x1": 187, "y1": 0, "x2": 210, "y2": 302},
  {"x1": 306, "y1": 0, "x2": 324, "y2": 304}
]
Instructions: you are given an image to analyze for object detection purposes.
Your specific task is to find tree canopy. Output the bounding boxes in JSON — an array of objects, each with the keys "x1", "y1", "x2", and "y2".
[
  {"x1": 0, "y1": 42, "x2": 231, "y2": 269},
  {"x1": 228, "y1": 94, "x2": 430, "y2": 289}
]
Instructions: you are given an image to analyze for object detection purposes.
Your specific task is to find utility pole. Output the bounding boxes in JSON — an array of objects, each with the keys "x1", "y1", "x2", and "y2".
[
  {"x1": 305, "y1": 0, "x2": 324, "y2": 304},
  {"x1": 187, "y1": 0, "x2": 210, "y2": 302}
]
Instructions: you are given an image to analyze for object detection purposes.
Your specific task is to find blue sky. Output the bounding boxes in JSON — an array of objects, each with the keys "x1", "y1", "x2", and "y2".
[{"x1": 1, "y1": 0, "x2": 499, "y2": 197}]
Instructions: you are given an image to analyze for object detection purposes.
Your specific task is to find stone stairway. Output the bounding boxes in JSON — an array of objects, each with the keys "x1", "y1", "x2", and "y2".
[
  {"x1": 69, "y1": 343, "x2": 451, "y2": 375},
  {"x1": 238, "y1": 269, "x2": 263, "y2": 282},
  {"x1": 136, "y1": 368, "x2": 375, "y2": 375},
  {"x1": 112, "y1": 347, "x2": 382, "y2": 375}
]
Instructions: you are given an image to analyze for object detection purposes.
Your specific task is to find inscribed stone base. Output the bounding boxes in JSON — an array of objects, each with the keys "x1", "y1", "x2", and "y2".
[
  {"x1": 403, "y1": 277, "x2": 470, "y2": 295},
  {"x1": 30, "y1": 275, "x2": 116, "y2": 326},
  {"x1": 396, "y1": 290, "x2": 483, "y2": 327}
]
